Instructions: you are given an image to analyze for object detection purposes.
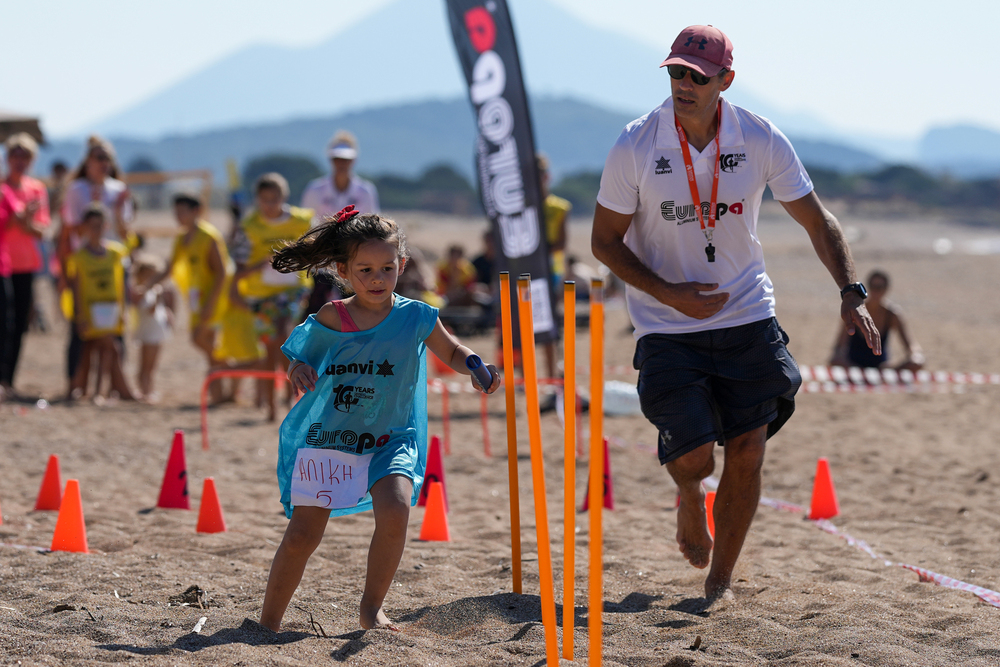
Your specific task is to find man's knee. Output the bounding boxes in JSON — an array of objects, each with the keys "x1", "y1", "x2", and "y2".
[
  {"x1": 667, "y1": 441, "x2": 716, "y2": 480},
  {"x1": 724, "y1": 428, "x2": 766, "y2": 471}
]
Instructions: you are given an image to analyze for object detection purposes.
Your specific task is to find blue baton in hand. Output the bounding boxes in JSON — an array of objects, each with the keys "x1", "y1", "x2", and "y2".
[{"x1": 466, "y1": 354, "x2": 493, "y2": 391}]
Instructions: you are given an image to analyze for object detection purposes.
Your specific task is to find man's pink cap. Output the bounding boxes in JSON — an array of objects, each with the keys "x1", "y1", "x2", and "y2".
[{"x1": 660, "y1": 25, "x2": 733, "y2": 76}]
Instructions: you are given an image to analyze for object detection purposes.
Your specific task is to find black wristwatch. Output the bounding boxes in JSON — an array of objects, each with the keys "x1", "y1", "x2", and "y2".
[{"x1": 840, "y1": 282, "x2": 867, "y2": 300}]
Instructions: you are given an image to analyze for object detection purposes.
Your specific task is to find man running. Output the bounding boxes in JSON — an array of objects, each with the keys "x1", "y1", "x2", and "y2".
[{"x1": 591, "y1": 25, "x2": 880, "y2": 600}]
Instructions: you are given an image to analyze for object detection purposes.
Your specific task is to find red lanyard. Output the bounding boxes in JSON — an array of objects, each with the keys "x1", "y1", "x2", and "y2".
[{"x1": 675, "y1": 100, "x2": 722, "y2": 262}]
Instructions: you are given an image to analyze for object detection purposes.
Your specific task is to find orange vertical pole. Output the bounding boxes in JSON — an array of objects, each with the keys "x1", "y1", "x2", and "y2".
[
  {"x1": 563, "y1": 281, "x2": 577, "y2": 660},
  {"x1": 516, "y1": 275, "x2": 559, "y2": 667},
  {"x1": 499, "y1": 273, "x2": 521, "y2": 594},
  {"x1": 588, "y1": 278, "x2": 605, "y2": 666}
]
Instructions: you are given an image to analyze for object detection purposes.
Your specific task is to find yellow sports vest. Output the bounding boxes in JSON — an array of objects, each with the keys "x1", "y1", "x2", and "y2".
[
  {"x1": 238, "y1": 207, "x2": 314, "y2": 299},
  {"x1": 68, "y1": 241, "x2": 128, "y2": 340},
  {"x1": 543, "y1": 194, "x2": 571, "y2": 276},
  {"x1": 171, "y1": 220, "x2": 232, "y2": 326}
]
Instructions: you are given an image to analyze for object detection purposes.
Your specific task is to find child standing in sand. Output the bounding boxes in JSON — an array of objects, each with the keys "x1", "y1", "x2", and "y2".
[
  {"x1": 67, "y1": 202, "x2": 134, "y2": 400},
  {"x1": 132, "y1": 256, "x2": 174, "y2": 401},
  {"x1": 259, "y1": 206, "x2": 499, "y2": 631}
]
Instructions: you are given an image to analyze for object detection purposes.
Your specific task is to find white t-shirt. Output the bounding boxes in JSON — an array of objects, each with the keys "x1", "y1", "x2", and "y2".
[
  {"x1": 300, "y1": 176, "x2": 380, "y2": 225},
  {"x1": 597, "y1": 96, "x2": 813, "y2": 338},
  {"x1": 62, "y1": 177, "x2": 135, "y2": 249}
]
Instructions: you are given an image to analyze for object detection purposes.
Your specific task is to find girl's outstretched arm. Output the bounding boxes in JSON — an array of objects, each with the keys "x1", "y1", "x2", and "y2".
[{"x1": 424, "y1": 319, "x2": 500, "y2": 394}]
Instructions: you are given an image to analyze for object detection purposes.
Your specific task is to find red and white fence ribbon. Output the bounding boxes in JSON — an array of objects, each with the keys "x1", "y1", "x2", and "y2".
[{"x1": 702, "y1": 477, "x2": 1000, "y2": 609}]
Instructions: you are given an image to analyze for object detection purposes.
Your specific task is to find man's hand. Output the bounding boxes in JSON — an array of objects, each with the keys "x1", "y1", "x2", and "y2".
[
  {"x1": 841, "y1": 293, "x2": 881, "y2": 356},
  {"x1": 660, "y1": 282, "x2": 730, "y2": 320},
  {"x1": 288, "y1": 361, "x2": 318, "y2": 393}
]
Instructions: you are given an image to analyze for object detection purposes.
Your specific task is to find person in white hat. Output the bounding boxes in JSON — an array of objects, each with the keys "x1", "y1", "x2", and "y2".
[
  {"x1": 592, "y1": 24, "x2": 880, "y2": 602},
  {"x1": 301, "y1": 130, "x2": 379, "y2": 222},
  {"x1": 301, "y1": 130, "x2": 381, "y2": 312}
]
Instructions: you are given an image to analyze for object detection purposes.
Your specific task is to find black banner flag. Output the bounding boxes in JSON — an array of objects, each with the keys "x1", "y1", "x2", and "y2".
[{"x1": 445, "y1": 0, "x2": 555, "y2": 341}]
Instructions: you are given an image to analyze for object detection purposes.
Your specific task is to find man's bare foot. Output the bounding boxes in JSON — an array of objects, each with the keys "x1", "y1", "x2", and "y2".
[
  {"x1": 676, "y1": 490, "x2": 713, "y2": 568},
  {"x1": 359, "y1": 605, "x2": 397, "y2": 631}
]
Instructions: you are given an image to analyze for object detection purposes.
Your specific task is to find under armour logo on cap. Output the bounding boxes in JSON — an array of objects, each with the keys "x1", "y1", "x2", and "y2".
[{"x1": 661, "y1": 25, "x2": 734, "y2": 77}]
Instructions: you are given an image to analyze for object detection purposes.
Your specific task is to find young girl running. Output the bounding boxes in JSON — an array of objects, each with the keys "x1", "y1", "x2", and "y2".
[{"x1": 259, "y1": 206, "x2": 499, "y2": 632}]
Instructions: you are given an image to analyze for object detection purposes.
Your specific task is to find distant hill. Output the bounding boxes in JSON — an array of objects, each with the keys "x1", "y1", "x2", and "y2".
[
  {"x1": 37, "y1": 96, "x2": 885, "y2": 191},
  {"x1": 919, "y1": 125, "x2": 1000, "y2": 178}
]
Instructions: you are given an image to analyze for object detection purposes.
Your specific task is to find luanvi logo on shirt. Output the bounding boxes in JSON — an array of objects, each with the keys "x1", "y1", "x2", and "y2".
[
  {"x1": 661, "y1": 200, "x2": 744, "y2": 224},
  {"x1": 719, "y1": 153, "x2": 747, "y2": 173},
  {"x1": 654, "y1": 156, "x2": 672, "y2": 175},
  {"x1": 325, "y1": 360, "x2": 375, "y2": 376}
]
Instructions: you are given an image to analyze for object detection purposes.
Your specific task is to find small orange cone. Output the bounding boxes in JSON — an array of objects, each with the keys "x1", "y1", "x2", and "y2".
[
  {"x1": 808, "y1": 457, "x2": 840, "y2": 520},
  {"x1": 705, "y1": 491, "x2": 716, "y2": 538},
  {"x1": 418, "y1": 481, "x2": 450, "y2": 541},
  {"x1": 417, "y1": 435, "x2": 448, "y2": 512},
  {"x1": 34, "y1": 454, "x2": 63, "y2": 511},
  {"x1": 50, "y1": 479, "x2": 89, "y2": 553},
  {"x1": 580, "y1": 437, "x2": 614, "y2": 511},
  {"x1": 196, "y1": 478, "x2": 227, "y2": 533},
  {"x1": 157, "y1": 430, "x2": 190, "y2": 510}
]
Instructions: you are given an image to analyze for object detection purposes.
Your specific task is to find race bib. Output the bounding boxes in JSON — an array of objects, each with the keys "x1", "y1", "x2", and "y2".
[
  {"x1": 262, "y1": 264, "x2": 301, "y2": 287},
  {"x1": 290, "y1": 448, "x2": 371, "y2": 510},
  {"x1": 90, "y1": 302, "x2": 120, "y2": 330}
]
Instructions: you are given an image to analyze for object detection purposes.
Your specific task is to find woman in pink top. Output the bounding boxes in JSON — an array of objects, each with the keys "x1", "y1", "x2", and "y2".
[{"x1": 0, "y1": 133, "x2": 49, "y2": 397}]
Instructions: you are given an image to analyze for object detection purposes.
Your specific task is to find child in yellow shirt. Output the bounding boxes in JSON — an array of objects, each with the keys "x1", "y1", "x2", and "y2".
[{"x1": 67, "y1": 203, "x2": 135, "y2": 400}]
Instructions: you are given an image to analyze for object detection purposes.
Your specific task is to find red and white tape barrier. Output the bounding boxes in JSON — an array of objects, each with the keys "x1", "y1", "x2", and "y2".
[{"x1": 701, "y1": 477, "x2": 1000, "y2": 609}]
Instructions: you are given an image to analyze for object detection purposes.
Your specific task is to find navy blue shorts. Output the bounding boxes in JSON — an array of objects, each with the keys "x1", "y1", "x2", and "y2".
[{"x1": 633, "y1": 317, "x2": 801, "y2": 465}]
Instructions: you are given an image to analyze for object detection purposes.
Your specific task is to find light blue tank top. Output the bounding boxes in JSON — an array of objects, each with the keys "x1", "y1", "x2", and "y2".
[{"x1": 278, "y1": 296, "x2": 438, "y2": 517}]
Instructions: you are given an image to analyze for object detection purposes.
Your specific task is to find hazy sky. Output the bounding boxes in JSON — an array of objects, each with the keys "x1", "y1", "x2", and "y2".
[{"x1": 3, "y1": 0, "x2": 997, "y2": 138}]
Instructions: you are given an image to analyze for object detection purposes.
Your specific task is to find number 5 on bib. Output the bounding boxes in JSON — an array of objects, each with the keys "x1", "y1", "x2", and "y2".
[{"x1": 290, "y1": 448, "x2": 372, "y2": 510}]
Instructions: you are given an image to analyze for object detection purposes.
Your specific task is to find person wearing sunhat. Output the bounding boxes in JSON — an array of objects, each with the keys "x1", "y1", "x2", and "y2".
[
  {"x1": 591, "y1": 24, "x2": 880, "y2": 601},
  {"x1": 301, "y1": 130, "x2": 380, "y2": 312}
]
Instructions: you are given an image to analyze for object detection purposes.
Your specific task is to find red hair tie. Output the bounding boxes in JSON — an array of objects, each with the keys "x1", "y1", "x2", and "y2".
[{"x1": 334, "y1": 205, "x2": 360, "y2": 223}]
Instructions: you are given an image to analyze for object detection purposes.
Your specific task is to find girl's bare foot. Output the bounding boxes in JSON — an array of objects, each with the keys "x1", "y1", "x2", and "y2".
[{"x1": 360, "y1": 604, "x2": 397, "y2": 631}]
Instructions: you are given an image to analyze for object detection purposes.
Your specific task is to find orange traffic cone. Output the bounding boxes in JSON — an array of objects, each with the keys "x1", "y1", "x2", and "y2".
[
  {"x1": 580, "y1": 437, "x2": 614, "y2": 511},
  {"x1": 705, "y1": 491, "x2": 716, "y2": 539},
  {"x1": 196, "y1": 478, "x2": 227, "y2": 533},
  {"x1": 418, "y1": 481, "x2": 450, "y2": 541},
  {"x1": 157, "y1": 430, "x2": 190, "y2": 510},
  {"x1": 34, "y1": 454, "x2": 63, "y2": 511},
  {"x1": 417, "y1": 435, "x2": 448, "y2": 512},
  {"x1": 50, "y1": 479, "x2": 89, "y2": 553},
  {"x1": 808, "y1": 457, "x2": 840, "y2": 520}
]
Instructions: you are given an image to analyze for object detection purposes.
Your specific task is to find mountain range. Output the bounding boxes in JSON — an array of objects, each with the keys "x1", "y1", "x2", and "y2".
[{"x1": 41, "y1": 0, "x2": 1000, "y2": 180}]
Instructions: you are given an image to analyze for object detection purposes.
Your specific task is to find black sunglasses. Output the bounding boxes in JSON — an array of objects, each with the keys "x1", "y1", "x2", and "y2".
[{"x1": 667, "y1": 64, "x2": 713, "y2": 86}]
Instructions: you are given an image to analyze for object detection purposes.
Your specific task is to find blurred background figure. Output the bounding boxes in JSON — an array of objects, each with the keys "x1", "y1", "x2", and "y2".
[
  {"x1": 435, "y1": 244, "x2": 477, "y2": 307},
  {"x1": 131, "y1": 254, "x2": 174, "y2": 402},
  {"x1": 231, "y1": 172, "x2": 313, "y2": 421},
  {"x1": 830, "y1": 269, "x2": 925, "y2": 372},
  {"x1": 301, "y1": 130, "x2": 380, "y2": 313},
  {"x1": 67, "y1": 203, "x2": 134, "y2": 401},
  {"x1": 58, "y1": 136, "x2": 136, "y2": 393},
  {"x1": 0, "y1": 133, "x2": 50, "y2": 399},
  {"x1": 537, "y1": 152, "x2": 570, "y2": 291}
]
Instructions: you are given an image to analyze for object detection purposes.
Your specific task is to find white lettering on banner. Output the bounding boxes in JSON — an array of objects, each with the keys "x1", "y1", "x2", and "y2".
[
  {"x1": 290, "y1": 448, "x2": 371, "y2": 510},
  {"x1": 491, "y1": 170, "x2": 525, "y2": 215},
  {"x1": 471, "y1": 51, "x2": 505, "y2": 104},
  {"x1": 471, "y1": 46, "x2": 540, "y2": 260},
  {"x1": 530, "y1": 277, "x2": 554, "y2": 334},
  {"x1": 479, "y1": 98, "x2": 514, "y2": 143},
  {"x1": 498, "y1": 208, "x2": 540, "y2": 258}
]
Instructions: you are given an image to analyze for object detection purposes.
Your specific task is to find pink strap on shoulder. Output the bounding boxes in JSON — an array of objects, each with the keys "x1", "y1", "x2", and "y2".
[{"x1": 331, "y1": 300, "x2": 360, "y2": 332}]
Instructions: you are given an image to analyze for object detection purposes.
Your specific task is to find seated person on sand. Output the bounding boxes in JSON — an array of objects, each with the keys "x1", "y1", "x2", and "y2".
[
  {"x1": 435, "y1": 244, "x2": 482, "y2": 307},
  {"x1": 830, "y1": 270, "x2": 924, "y2": 372}
]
